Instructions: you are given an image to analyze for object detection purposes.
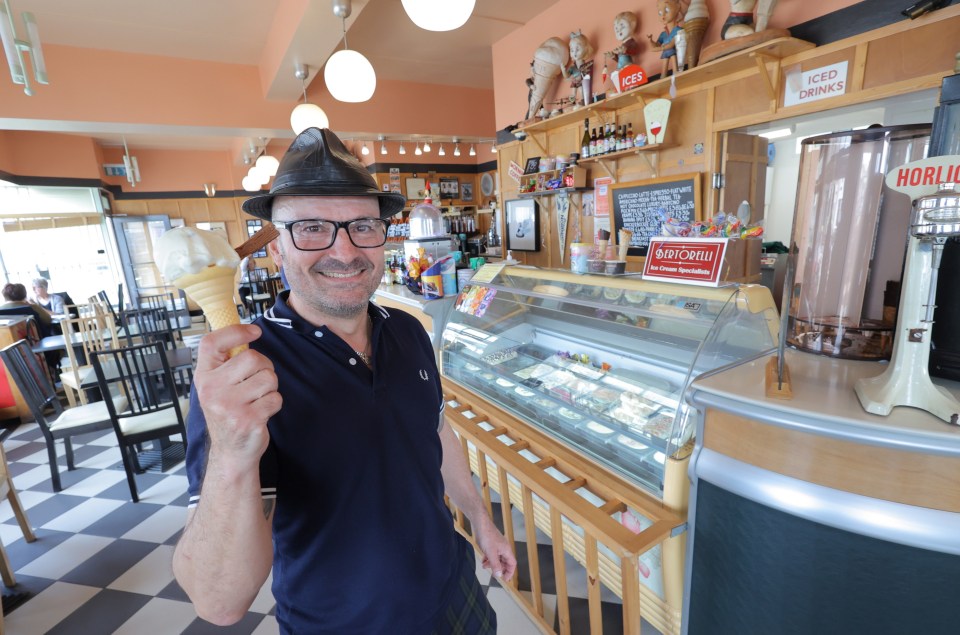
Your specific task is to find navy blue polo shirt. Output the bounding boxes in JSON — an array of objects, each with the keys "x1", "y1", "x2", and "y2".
[{"x1": 185, "y1": 292, "x2": 463, "y2": 634}]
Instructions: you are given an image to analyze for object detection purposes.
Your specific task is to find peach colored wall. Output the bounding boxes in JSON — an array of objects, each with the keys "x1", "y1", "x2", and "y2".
[
  {"x1": 6, "y1": 131, "x2": 100, "y2": 179},
  {"x1": 0, "y1": 131, "x2": 13, "y2": 173},
  {"x1": 99, "y1": 147, "x2": 240, "y2": 194},
  {"x1": 492, "y1": 0, "x2": 860, "y2": 129}
]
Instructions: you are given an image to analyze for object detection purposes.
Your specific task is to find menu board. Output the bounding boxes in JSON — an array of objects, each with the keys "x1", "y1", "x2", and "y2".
[{"x1": 610, "y1": 174, "x2": 701, "y2": 257}]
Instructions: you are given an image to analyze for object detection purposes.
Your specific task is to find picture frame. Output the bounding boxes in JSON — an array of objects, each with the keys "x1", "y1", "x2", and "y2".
[
  {"x1": 245, "y1": 219, "x2": 267, "y2": 258},
  {"x1": 523, "y1": 157, "x2": 541, "y2": 175},
  {"x1": 439, "y1": 177, "x2": 459, "y2": 199},
  {"x1": 505, "y1": 198, "x2": 540, "y2": 252},
  {"x1": 405, "y1": 177, "x2": 427, "y2": 200},
  {"x1": 460, "y1": 182, "x2": 474, "y2": 202}
]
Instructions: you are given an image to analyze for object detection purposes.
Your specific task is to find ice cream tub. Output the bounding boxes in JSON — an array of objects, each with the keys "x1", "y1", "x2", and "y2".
[{"x1": 570, "y1": 242, "x2": 593, "y2": 274}]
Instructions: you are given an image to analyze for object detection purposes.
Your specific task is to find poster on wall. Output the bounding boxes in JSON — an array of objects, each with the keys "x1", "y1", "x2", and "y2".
[{"x1": 594, "y1": 177, "x2": 614, "y2": 216}]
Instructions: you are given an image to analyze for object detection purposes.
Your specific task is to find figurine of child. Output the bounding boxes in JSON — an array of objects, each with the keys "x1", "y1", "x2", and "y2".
[
  {"x1": 647, "y1": 0, "x2": 684, "y2": 77},
  {"x1": 605, "y1": 12, "x2": 641, "y2": 70},
  {"x1": 722, "y1": 0, "x2": 779, "y2": 39},
  {"x1": 561, "y1": 31, "x2": 595, "y2": 107}
]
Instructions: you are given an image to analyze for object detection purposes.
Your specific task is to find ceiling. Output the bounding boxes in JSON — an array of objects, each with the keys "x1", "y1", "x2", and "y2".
[{"x1": 3, "y1": 0, "x2": 558, "y2": 150}]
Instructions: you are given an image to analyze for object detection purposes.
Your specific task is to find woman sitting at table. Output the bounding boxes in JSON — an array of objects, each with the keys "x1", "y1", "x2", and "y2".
[
  {"x1": 1, "y1": 282, "x2": 54, "y2": 337},
  {"x1": 31, "y1": 278, "x2": 66, "y2": 316}
]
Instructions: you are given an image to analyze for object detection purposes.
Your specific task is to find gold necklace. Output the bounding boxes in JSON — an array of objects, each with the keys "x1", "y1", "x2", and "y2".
[
  {"x1": 353, "y1": 314, "x2": 373, "y2": 368},
  {"x1": 354, "y1": 349, "x2": 372, "y2": 367}
]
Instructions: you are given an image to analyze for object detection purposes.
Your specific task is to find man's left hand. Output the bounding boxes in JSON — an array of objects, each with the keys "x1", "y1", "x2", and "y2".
[{"x1": 474, "y1": 517, "x2": 517, "y2": 581}]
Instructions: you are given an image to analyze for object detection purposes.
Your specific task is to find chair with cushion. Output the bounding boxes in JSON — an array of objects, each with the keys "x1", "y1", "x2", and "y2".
[
  {"x1": 0, "y1": 340, "x2": 124, "y2": 492},
  {"x1": 91, "y1": 341, "x2": 188, "y2": 502},
  {"x1": 58, "y1": 304, "x2": 120, "y2": 407}
]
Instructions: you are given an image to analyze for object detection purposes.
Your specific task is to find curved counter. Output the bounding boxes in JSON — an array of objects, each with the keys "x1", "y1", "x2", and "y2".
[{"x1": 372, "y1": 284, "x2": 455, "y2": 350}]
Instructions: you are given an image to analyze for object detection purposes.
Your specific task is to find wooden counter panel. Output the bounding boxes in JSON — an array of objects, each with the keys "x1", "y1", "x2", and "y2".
[
  {"x1": 703, "y1": 409, "x2": 960, "y2": 513},
  {"x1": 374, "y1": 294, "x2": 432, "y2": 333}
]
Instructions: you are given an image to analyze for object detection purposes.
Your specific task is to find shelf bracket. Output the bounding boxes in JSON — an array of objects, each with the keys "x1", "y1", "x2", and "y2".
[
  {"x1": 528, "y1": 132, "x2": 547, "y2": 155},
  {"x1": 595, "y1": 158, "x2": 616, "y2": 178},
  {"x1": 632, "y1": 92, "x2": 648, "y2": 108},
  {"x1": 751, "y1": 52, "x2": 778, "y2": 102},
  {"x1": 641, "y1": 152, "x2": 658, "y2": 178}
]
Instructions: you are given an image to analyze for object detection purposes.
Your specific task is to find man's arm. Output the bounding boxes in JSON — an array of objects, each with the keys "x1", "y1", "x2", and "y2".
[
  {"x1": 439, "y1": 419, "x2": 517, "y2": 581},
  {"x1": 172, "y1": 325, "x2": 281, "y2": 625}
]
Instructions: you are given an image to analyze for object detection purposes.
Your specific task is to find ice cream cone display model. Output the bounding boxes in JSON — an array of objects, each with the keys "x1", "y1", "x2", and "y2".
[
  {"x1": 644, "y1": 98, "x2": 672, "y2": 145},
  {"x1": 156, "y1": 227, "x2": 244, "y2": 355},
  {"x1": 680, "y1": 0, "x2": 709, "y2": 68},
  {"x1": 525, "y1": 37, "x2": 569, "y2": 121},
  {"x1": 618, "y1": 229, "x2": 633, "y2": 261}
]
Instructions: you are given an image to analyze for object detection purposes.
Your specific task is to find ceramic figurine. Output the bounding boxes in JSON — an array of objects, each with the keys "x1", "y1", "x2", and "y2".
[
  {"x1": 525, "y1": 37, "x2": 569, "y2": 120},
  {"x1": 647, "y1": 0, "x2": 685, "y2": 77},
  {"x1": 605, "y1": 11, "x2": 641, "y2": 70},
  {"x1": 680, "y1": 0, "x2": 710, "y2": 69},
  {"x1": 561, "y1": 31, "x2": 595, "y2": 108},
  {"x1": 722, "y1": 0, "x2": 778, "y2": 39}
]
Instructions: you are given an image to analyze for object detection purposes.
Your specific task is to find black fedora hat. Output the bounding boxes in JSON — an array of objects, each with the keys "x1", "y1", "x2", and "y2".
[{"x1": 242, "y1": 127, "x2": 406, "y2": 220}]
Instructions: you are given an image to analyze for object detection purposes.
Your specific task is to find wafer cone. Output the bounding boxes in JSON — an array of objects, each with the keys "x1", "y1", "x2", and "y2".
[
  {"x1": 683, "y1": 17, "x2": 708, "y2": 69},
  {"x1": 618, "y1": 229, "x2": 633, "y2": 261},
  {"x1": 175, "y1": 266, "x2": 246, "y2": 357}
]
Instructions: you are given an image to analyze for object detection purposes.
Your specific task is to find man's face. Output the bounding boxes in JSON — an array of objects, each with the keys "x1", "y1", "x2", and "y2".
[{"x1": 270, "y1": 196, "x2": 385, "y2": 320}]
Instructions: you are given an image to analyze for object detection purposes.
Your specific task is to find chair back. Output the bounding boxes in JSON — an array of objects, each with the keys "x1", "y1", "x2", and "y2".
[
  {"x1": 59, "y1": 305, "x2": 120, "y2": 387},
  {"x1": 0, "y1": 340, "x2": 64, "y2": 427},
  {"x1": 91, "y1": 341, "x2": 185, "y2": 430},
  {"x1": 138, "y1": 291, "x2": 176, "y2": 313},
  {"x1": 121, "y1": 306, "x2": 179, "y2": 349}
]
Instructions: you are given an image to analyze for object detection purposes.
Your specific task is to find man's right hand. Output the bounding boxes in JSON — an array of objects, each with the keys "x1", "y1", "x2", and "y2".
[{"x1": 194, "y1": 324, "x2": 281, "y2": 464}]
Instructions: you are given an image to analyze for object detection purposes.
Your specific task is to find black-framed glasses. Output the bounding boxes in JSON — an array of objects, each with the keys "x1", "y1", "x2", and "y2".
[{"x1": 273, "y1": 218, "x2": 389, "y2": 251}]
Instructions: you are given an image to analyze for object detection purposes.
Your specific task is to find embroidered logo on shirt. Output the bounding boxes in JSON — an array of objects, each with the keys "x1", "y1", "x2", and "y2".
[{"x1": 420, "y1": 369, "x2": 429, "y2": 381}]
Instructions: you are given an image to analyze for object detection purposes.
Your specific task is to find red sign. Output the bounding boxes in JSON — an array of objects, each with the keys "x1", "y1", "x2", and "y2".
[
  {"x1": 617, "y1": 64, "x2": 648, "y2": 93},
  {"x1": 643, "y1": 237, "x2": 728, "y2": 287}
]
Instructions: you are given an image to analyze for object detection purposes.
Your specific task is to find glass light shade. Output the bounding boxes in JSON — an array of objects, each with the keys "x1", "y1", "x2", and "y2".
[
  {"x1": 453, "y1": 144, "x2": 461, "y2": 156},
  {"x1": 324, "y1": 49, "x2": 376, "y2": 103},
  {"x1": 242, "y1": 174, "x2": 262, "y2": 192},
  {"x1": 399, "y1": 144, "x2": 406, "y2": 155},
  {"x1": 438, "y1": 145, "x2": 445, "y2": 156},
  {"x1": 249, "y1": 166, "x2": 270, "y2": 185},
  {"x1": 290, "y1": 102, "x2": 329, "y2": 134},
  {"x1": 255, "y1": 155, "x2": 280, "y2": 177},
  {"x1": 415, "y1": 144, "x2": 422, "y2": 156},
  {"x1": 469, "y1": 144, "x2": 476, "y2": 156},
  {"x1": 380, "y1": 143, "x2": 387, "y2": 155},
  {"x1": 361, "y1": 144, "x2": 370, "y2": 155},
  {"x1": 401, "y1": 0, "x2": 475, "y2": 31},
  {"x1": 423, "y1": 141, "x2": 431, "y2": 152}
]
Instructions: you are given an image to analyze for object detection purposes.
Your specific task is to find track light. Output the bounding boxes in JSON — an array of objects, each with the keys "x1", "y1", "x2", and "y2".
[
  {"x1": 491, "y1": 143, "x2": 497, "y2": 153},
  {"x1": 423, "y1": 140, "x2": 431, "y2": 152},
  {"x1": 0, "y1": 0, "x2": 47, "y2": 96},
  {"x1": 415, "y1": 142, "x2": 422, "y2": 156},
  {"x1": 361, "y1": 142, "x2": 370, "y2": 155},
  {"x1": 469, "y1": 144, "x2": 476, "y2": 156},
  {"x1": 378, "y1": 135, "x2": 387, "y2": 155},
  {"x1": 399, "y1": 142, "x2": 406, "y2": 155},
  {"x1": 438, "y1": 144, "x2": 446, "y2": 156},
  {"x1": 453, "y1": 143, "x2": 461, "y2": 157}
]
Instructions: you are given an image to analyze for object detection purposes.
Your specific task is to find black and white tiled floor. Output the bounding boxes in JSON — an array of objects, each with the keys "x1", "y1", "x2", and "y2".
[{"x1": 0, "y1": 420, "x2": 660, "y2": 634}]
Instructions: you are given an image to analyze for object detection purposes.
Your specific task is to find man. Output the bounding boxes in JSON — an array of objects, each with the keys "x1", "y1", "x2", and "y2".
[{"x1": 173, "y1": 128, "x2": 516, "y2": 634}]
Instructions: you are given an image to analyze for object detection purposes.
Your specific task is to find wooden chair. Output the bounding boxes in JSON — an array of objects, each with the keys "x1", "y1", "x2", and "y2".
[
  {"x1": 0, "y1": 442, "x2": 36, "y2": 634},
  {"x1": 91, "y1": 341, "x2": 188, "y2": 502},
  {"x1": 58, "y1": 305, "x2": 120, "y2": 407},
  {"x1": 0, "y1": 340, "x2": 124, "y2": 492},
  {"x1": 244, "y1": 268, "x2": 274, "y2": 319}
]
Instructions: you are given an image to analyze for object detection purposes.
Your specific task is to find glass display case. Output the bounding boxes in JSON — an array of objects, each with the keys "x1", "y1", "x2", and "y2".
[{"x1": 440, "y1": 265, "x2": 779, "y2": 497}]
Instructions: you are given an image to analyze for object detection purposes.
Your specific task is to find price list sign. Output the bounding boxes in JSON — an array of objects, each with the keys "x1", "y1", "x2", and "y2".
[{"x1": 610, "y1": 174, "x2": 701, "y2": 257}]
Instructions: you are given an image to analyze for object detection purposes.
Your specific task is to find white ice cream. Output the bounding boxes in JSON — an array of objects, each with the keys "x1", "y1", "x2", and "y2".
[{"x1": 155, "y1": 227, "x2": 240, "y2": 282}]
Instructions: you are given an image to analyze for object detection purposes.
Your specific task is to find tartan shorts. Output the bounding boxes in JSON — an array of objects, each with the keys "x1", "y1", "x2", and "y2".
[{"x1": 431, "y1": 538, "x2": 498, "y2": 635}]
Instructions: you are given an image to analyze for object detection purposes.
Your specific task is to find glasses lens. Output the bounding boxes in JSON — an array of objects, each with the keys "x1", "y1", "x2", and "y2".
[
  {"x1": 291, "y1": 220, "x2": 336, "y2": 250},
  {"x1": 347, "y1": 219, "x2": 387, "y2": 247}
]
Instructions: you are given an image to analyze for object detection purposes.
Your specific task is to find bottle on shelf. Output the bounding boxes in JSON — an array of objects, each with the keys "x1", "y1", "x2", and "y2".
[
  {"x1": 606, "y1": 124, "x2": 614, "y2": 154},
  {"x1": 581, "y1": 118, "x2": 591, "y2": 158},
  {"x1": 625, "y1": 123, "x2": 634, "y2": 149},
  {"x1": 589, "y1": 128, "x2": 598, "y2": 157}
]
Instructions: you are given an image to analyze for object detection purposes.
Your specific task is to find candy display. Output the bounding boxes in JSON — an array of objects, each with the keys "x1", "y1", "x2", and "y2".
[{"x1": 656, "y1": 209, "x2": 764, "y2": 239}]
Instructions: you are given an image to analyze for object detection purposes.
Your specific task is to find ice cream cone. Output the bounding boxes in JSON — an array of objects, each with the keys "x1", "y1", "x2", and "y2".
[
  {"x1": 176, "y1": 266, "x2": 246, "y2": 357},
  {"x1": 597, "y1": 239, "x2": 609, "y2": 258},
  {"x1": 618, "y1": 229, "x2": 633, "y2": 261},
  {"x1": 683, "y1": 17, "x2": 708, "y2": 69}
]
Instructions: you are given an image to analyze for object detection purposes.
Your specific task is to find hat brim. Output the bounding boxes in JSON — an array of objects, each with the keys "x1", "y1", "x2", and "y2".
[{"x1": 242, "y1": 189, "x2": 406, "y2": 221}]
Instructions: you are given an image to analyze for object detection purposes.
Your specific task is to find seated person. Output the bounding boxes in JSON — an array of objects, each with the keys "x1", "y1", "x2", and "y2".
[
  {"x1": 31, "y1": 278, "x2": 66, "y2": 315},
  {"x1": 1, "y1": 282, "x2": 54, "y2": 337}
]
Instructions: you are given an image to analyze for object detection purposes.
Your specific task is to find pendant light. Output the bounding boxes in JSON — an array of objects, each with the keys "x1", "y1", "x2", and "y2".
[
  {"x1": 379, "y1": 135, "x2": 387, "y2": 155},
  {"x1": 290, "y1": 64, "x2": 329, "y2": 134},
  {"x1": 438, "y1": 144, "x2": 446, "y2": 156},
  {"x1": 401, "y1": 0, "x2": 475, "y2": 31},
  {"x1": 361, "y1": 141, "x2": 370, "y2": 156},
  {"x1": 423, "y1": 140, "x2": 432, "y2": 153},
  {"x1": 414, "y1": 142, "x2": 422, "y2": 156},
  {"x1": 469, "y1": 144, "x2": 476, "y2": 156},
  {"x1": 324, "y1": 0, "x2": 376, "y2": 103},
  {"x1": 399, "y1": 142, "x2": 406, "y2": 155},
  {"x1": 453, "y1": 138, "x2": 461, "y2": 157}
]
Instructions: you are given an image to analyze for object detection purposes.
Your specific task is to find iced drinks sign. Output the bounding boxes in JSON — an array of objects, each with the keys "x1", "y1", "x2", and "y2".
[
  {"x1": 643, "y1": 237, "x2": 728, "y2": 286},
  {"x1": 784, "y1": 61, "x2": 848, "y2": 107}
]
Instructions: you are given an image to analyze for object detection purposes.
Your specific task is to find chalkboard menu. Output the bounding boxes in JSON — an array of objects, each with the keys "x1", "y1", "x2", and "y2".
[{"x1": 610, "y1": 174, "x2": 701, "y2": 256}]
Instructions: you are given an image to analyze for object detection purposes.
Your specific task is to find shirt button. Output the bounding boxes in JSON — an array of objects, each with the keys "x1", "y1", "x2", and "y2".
[
  {"x1": 349, "y1": 358, "x2": 357, "y2": 366},
  {"x1": 314, "y1": 330, "x2": 323, "y2": 338}
]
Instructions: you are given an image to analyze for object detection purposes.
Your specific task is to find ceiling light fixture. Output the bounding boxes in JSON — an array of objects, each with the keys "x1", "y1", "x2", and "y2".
[
  {"x1": 469, "y1": 143, "x2": 476, "y2": 156},
  {"x1": 0, "y1": 0, "x2": 46, "y2": 96},
  {"x1": 401, "y1": 0, "x2": 475, "y2": 31},
  {"x1": 361, "y1": 141, "x2": 370, "y2": 156},
  {"x1": 324, "y1": 0, "x2": 376, "y2": 103},
  {"x1": 423, "y1": 140, "x2": 431, "y2": 153},
  {"x1": 255, "y1": 154, "x2": 280, "y2": 177},
  {"x1": 290, "y1": 64, "x2": 330, "y2": 134},
  {"x1": 242, "y1": 174, "x2": 262, "y2": 192},
  {"x1": 399, "y1": 142, "x2": 406, "y2": 155},
  {"x1": 415, "y1": 142, "x2": 422, "y2": 156},
  {"x1": 379, "y1": 135, "x2": 387, "y2": 155},
  {"x1": 491, "y1": 142, "x2": 497, "y2": 153},
  {"x1": 121, "y1": 137, "x2": 141, "y2": 188},
  {"x1": 453, "y1": 138, "x2": 461, "y2": 157},
  {"x1": 203, "y1": 183, "x2": 217, "y2": 197},
  {"x1": 438, "y1": 144, "x2": 446, "y2": 156}
]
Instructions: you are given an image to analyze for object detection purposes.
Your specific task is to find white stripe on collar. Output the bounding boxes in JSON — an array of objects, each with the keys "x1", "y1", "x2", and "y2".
[
  {"x1": 263, "y1": 306, "x2": 293, "y2": 328},
  {"x1": 370, "y1": 300, "x2": 390, "y2": 319}
]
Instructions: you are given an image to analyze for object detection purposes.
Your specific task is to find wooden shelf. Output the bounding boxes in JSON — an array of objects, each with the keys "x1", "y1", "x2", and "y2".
[
  {"x1": 517, "y1": 36, "x2": 814, "y2": 135},
  {"x1": 518, "y1": 187, "x2": 590, "y2": 199},
  {"x1": 579, "y1": 144, "x2": 668, "y2": 178}
]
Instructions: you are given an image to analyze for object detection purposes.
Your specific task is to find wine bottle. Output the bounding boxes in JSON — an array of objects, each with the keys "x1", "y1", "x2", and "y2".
[
  {"x1": 581, "y1": 119, "x2": 591, "y2": 158},
  {"x1": 589, "y1": 128, "x2": 598, "y2": 157}
]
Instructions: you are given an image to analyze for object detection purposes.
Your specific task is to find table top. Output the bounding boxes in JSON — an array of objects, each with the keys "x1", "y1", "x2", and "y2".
[
  {"x1": 77, "y1": 346, "x2": 193, "y2": 388},
  {"x1": 32, "y1": 332, "x2": 84, "y2": 353}
]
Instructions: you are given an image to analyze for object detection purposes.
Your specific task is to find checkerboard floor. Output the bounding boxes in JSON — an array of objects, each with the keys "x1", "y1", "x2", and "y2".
[{"x1": 1, "y1": 421, "x2": 661, "y2": 634}]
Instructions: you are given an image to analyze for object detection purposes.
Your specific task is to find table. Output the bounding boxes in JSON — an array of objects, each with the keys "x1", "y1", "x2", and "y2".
[
  {"x1": 77, "y1": 346, "x2": 193, "y2": 389},
  {"x1": 31, "y1": 332, "x2": 83, "y2": 354}
]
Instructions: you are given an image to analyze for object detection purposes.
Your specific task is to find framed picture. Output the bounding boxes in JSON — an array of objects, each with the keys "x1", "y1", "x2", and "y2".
[
  {"x1": 505, "y1": 198, "x2": 540, "y2": 252},
  {"x1": 460, "y1": 182, "x2": 474, "y2": 202},
  {"x1": 439, "y1": 177, "x2": 459, "y2": 199},
  {"x1": 405, "y1": 177, "x2": 426, "y2": 200},
  {"x1": 523, "y1": 157, "x2": 541, "y2": 175},
  {"x1": 245, "y1": 219, "x2": 267, "y2": 258}
]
